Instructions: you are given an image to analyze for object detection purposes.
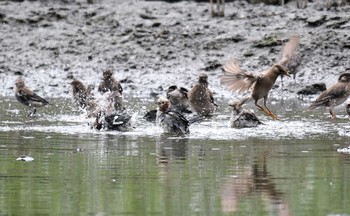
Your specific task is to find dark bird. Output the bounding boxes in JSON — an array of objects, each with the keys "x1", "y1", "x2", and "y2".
[
  {"x1": 98, "y1": 69, "x2": 123, "y2": 94},
  {"x1": 306, "y1": 73, "x2": 350, "y2": 119},
  {"x1": 221, "y1": 60, "x2": 290, "y2": 120},
  {"x1": 71, "y1": 79, "x2": 97, "y2": 116},
  {"x1": 166, "y1": 85, "x2": 191, "y2": 113},
  {"x1": 278, "y1": 35, "x2": 301, "y2": 80},
  {"x1": 346, "y1": 103, "x2": 350, "y2": 117},
  {"x1": 229, "y1": 100, "x2": 263, "y2": 128},
  {"x1": 15, "y1": 77, "x2": 51, "y2": 116},
  {"x1": 156, "y1": 96, "x2": 190, "y2": 136},
  {"x1": 188, "y1": 73, "x2": 217, "y2": 117},
  {"x1": 93, "y1": 109, "x2": 136, "y2": 132}
]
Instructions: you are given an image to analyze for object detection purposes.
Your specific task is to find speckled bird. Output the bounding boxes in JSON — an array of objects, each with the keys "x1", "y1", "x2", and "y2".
[
  {"x1": 166, "y1": 85, "x2": 191, "y2": 114},
  {"x1": 98, "y1": 69, "x2": 123, "y2": 94},
  {"x1": 71, "y1": 79, "x2": 97, "y2": 116},
  {"x1": 15, "y1": 77, "x2": 51, "y2": 116},
  {"x1": 188, "y1": 73, "x2": 217, "y2": 117},
  {"x1": 306, "y1": 73, "x2": 350, "y2": 118}
]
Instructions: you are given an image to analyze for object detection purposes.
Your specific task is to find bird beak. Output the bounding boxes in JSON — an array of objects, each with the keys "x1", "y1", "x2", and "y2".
[{"x1": 285, "y1": 72, "x2": 291, "y2": 77}]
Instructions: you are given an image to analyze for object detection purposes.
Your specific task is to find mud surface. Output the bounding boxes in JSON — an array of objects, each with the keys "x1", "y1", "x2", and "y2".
[{"x1": 0, "y1": 0, "x2": 349, "y2": 100}]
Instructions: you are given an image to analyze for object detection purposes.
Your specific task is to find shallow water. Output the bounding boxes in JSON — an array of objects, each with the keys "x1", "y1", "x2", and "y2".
[{"x1": 1, "y1": 97, "x2": 350, "y2": 215}]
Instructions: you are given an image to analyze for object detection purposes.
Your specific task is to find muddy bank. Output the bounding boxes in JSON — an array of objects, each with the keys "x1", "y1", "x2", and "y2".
[{"x1": 0, "y1": 0, "x2": 349, "y2": 101}]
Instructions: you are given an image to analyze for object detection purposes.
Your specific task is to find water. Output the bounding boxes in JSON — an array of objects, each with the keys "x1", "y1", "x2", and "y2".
[{"x1": 1, "y1": 97, "x2": 350, "y2": 215}]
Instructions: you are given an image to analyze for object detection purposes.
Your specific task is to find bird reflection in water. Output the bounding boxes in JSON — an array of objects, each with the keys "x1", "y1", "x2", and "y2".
[
  {"x1": 156, "y1": 135, "x2": 189, "y2": 164},
  {"x1": 221, "y1": 156, "x2": 292, "y2": 215}
]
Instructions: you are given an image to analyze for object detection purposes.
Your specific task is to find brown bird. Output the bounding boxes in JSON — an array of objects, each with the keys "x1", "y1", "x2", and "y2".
[
  {"x1": 221, "y1": 60, "x2": 290, "y2": 120},
  {"x1": 166, "y1": 85, "x2": 191, "y2": 113},
  {"x1": 188, "y1": 73, "x2": 217, "y2": 117},
  {"x1": 98, "y1": 69, "x2": 123, "y2": 94},
  {"x1": 71, "y1": 80, "x2": 97, "y2": 115},
  {"x1": 15, "y1": 77, "x2": 51, "y2": 116},
  {"x1": 278, "y1": 35, "x2": 301, "y2": 80},
  {"x1": 210, "y1": 0, "x2": 225, "y2": 17},
  {"x1": 306, "y1": 73, "x2": 350, "y2": 119}
]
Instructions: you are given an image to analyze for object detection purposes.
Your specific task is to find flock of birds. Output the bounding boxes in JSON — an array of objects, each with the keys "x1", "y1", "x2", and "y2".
[{"x1": 14, "y1": 35, "x2": 350, "y2": 136}]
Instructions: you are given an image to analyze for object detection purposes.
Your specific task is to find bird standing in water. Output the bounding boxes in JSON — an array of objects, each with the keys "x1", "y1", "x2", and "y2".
[
  {"x1": 166, "y1": 85, "x2": 191, "y2": 114},
  {"x1": 98, "y1": 69, "x2": 123, "y2": 95},
  {"x1": 306, "y1": 73, "x2": 350, "y2": 119},
  {"x1": 221, "y1": 60, "x2": 290, "y2": 120},
  {"x1": 156, "y1": 96, "x2": 190, "y2": 136},
  {"x1": 71, "y1": 79, "x2": 97, "y2": 116},
  {"x1": 188, "y1": 73, "x2": 217, "y2": 117},
  {"x1": 15, "y1": 77, "x2": 51, "y2": 116}
]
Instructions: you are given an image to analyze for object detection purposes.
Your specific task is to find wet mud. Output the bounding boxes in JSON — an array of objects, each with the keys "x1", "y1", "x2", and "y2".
[{"x1": 0, "y1": 0, "x2": 349, "y2": 102}]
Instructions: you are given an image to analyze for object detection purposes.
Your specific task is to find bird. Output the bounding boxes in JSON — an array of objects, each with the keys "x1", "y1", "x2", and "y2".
[
  {"x1": 306, "y1": 73, "x2": 350, "y2": 119},
  {"x1": 166, "y1": 85, "x2": 191, "y2": 114},
  {"x1": 98, "y1": 69, "x2": 123, "y2": 94},
  {"x1": 221, "y1": 60, "x2": 290, "y2": 120},
  {"x1": 71, "y1": 79, "x2": 97, "y2": 116},
  {"x1": 15, "y1": 77, "x2": 51, "y2": 116},
  {"x1": 278, "y1": 35, "x2": 301, "y2": 80},
  {"x1": 156, "y1": 96, "x2": 190, "y2": 136},
  {"x1": 229, "y1": 100, "x2": 263, "y2": 128},
  {"x1": 346, "y1": 103, "x2": 350, "y2": 117},
  {"x1": 188, "y1": 73, "x2": 217, "y2": 117},
  {"x1": 93, "y1": 109, "x2": 136, "y2": 132},
  {"x1": 210, "y1": 0, "x2": 225, "y2": 18}
]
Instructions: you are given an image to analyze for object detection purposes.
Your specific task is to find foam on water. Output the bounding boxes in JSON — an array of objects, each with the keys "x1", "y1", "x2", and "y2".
[{"x1": 0, "y1": 111, "x2": 347, "y2": 140}]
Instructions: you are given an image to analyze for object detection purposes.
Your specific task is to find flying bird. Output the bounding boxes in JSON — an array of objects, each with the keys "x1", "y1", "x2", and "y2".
[
  {"x1": 221, "y1": 60, "x2": 290, "y2": 120},
  {"x1": 15, "y1": 77, "x2": 51, "y2": 116},
  {"x1": 306, "y1": 73, "x2": 350, "y2": 119}
]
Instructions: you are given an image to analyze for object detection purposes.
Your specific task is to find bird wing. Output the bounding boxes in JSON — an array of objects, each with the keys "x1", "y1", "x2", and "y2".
[
  {"x1": 278, "y1": 35, "x2": 300, "y2": 66},
  {"x1": 221, "y1": 59, "x2": 258, "y2": 93},
  {"x1": 308, "y1": 83, "x2": 347, "y2": 109},
  {"x1": 18, "y1": 87, "x2": 49, "y2": 105}
]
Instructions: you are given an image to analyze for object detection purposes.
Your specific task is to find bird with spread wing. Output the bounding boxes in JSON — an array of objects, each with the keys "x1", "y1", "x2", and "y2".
[{"x1": 221, "y1": 35, "x2": 300, "y2": 120}]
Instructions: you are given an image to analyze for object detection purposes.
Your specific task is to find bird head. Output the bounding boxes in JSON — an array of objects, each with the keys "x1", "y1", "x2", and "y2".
[
  {"x1": 157, "y1": 96, "x2": 171, "y2": 112},
  {"x1": 198, "y1": 73, "x2": 208, "y2": 84},
  {"x1": 15, "y1": 77, "x2": 25, "y2": 88},
  {"x1": 338, "y1": 73, "x2": 350, "y2": 83},
  {"x1": 71, "y1": 80, "x2": 87, "y2": 93},
  {"x1": 272, "y1": 64, "x2": 290, "y2": 77},
  {"x1": 103, "y1": 69, "x2": 113, "y2": 79}
]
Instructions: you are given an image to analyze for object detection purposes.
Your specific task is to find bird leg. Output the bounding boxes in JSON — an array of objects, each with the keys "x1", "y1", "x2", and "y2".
[
  {"x1": 255, "y1": 100, "x2": 279, "y2": 120},
  {"x1": 27, "y1": 107, "x2": 37, "y2": 117},
  {"x1": 263, "y1": 98, "x2": 279, "y2": 120},
  {"x1": 329, "y1": 107, "x2": 337, "y2": 119}
]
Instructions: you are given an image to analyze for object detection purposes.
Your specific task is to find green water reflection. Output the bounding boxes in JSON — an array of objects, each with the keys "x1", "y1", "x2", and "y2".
[{"x1": 0, "y1": 97, "x2": 350, "y2": 215}]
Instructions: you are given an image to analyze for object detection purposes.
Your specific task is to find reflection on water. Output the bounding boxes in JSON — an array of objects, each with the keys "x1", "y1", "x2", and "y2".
[
  {"x1": 221, "y1": 156, "x2": 292, "y2": 215},
  {"x1": 1, "y1": 97, "x2": 350, "y2": 215}
]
